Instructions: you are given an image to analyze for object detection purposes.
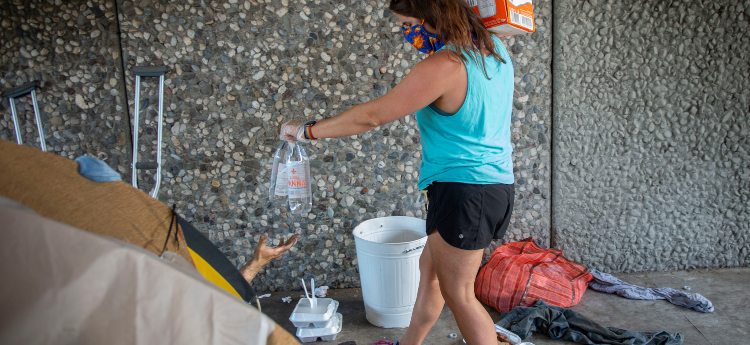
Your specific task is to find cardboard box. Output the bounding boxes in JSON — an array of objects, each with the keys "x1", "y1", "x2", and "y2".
[{"x1": 467, "y1": 0, "x2": 535, "y2": 35}]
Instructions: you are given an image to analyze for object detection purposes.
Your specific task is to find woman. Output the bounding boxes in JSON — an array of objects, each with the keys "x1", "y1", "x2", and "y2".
[{"x1": 281, "y1": 0, "x2": 515, "y2": 343}]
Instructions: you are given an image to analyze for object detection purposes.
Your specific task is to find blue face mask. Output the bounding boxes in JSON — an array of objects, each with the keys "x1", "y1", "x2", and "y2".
[{"x1": 401, "y1": 20, "x2": 445, "y2": 55}]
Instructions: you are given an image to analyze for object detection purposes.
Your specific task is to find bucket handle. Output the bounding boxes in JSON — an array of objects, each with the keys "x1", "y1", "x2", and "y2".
[{"x1": 402, "y1": 244, "x2": 425, "y2": 255}]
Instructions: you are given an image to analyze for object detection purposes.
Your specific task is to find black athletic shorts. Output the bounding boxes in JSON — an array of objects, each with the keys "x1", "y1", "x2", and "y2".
[{"x1": 424, "y1": 182, "x2": 514, "y2": 250}]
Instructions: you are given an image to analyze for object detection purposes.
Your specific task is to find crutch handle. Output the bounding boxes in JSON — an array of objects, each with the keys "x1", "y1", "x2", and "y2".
[
  {"x1": 133, "y1": 66, "x2": 168, "y2": 77},
  {"x1": 135, "y1": 161, "x2": 158, "y2": 170},
  {"x1": 2, "y1": 80, "x2": 40, "y2": 98}
]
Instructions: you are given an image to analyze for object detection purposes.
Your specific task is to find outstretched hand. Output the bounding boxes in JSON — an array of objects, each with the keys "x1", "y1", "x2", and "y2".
[
  {"x1": 253, "y1": 233, "x2": 299, "y2": 268},
  {"x1": 241, "y1": 233, "x2": 299, "y2": 284}
]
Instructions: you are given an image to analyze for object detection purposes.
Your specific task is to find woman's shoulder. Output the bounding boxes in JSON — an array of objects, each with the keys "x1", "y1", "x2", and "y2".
[
  {"x1": 419, "y1": 50, "x2": 464, "y2": 73},
  {"x1": 400, "y1": 51, "x2": 464, "y2": 90}
]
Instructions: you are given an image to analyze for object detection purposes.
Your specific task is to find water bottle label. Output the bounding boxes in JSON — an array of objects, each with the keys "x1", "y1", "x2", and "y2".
[
  {"x1": 287, "y1": 162, "x2": 309, "y2": 198},
  {"x1": 274, "y1": 163, "x2": 288, "y2": 196}
]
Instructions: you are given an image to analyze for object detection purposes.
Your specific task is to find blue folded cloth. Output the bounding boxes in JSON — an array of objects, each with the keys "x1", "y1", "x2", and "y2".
[
  {"x1": 589, "y1": 269, "x2": 714, "y2": 313},
  {"x1": 75, "y1": 155, "x2": 121, "y2": 182}
]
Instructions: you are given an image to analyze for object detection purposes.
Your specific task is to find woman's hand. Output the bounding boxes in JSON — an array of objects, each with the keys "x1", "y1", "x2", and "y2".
[{"x1": 279, "y1": 120, "x2": 308, "y2": 143}]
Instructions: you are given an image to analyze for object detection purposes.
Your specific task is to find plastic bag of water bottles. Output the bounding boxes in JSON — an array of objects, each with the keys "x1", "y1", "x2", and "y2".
[
  {"x1": 285, "y1": 142, "x2": 312, "y2": 215},
  {"x1": 269, "y1": 141, "x2": 289, "y2": 205},
  {"x1": 269, "y1": 141, "x2": 312, "y2": 215}
]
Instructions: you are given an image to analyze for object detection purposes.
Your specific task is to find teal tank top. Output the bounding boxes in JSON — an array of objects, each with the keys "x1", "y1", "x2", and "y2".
[{"x1": 416, "y1": 36, "x2": 514, "y2": 190}]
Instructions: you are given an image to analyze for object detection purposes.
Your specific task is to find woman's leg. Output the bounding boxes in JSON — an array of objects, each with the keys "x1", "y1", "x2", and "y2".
[
  {"x1": 399, "y1": 236, "x2": 445, "y2": 345},
  {"x1": 431, "y1": 232, "x2": 495, "y2": 345}
]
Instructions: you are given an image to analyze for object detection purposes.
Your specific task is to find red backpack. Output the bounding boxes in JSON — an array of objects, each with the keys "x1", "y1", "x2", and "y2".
[{"x1": 475, "y1": 238, "x2": 592, "y2": 312}]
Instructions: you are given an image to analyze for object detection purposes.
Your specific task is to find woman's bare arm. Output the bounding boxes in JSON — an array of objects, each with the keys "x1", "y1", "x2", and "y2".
[{"x1": 305, "y1": 51, "x2": 463, "y2": 139}]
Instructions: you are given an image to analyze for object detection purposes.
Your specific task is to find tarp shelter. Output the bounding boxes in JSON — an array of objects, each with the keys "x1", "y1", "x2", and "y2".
[{"x1": 0, "y1": 140, "x2": 298, "y2": 344}]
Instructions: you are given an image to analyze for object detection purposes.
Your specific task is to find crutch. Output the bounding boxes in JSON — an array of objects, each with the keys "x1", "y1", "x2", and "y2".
[
  {"x1": 131, "y1": 66, "x2": 168, "y2": 199},
  {"x1": 2, "y1": 80, "x2": 47, "y2": 151}
]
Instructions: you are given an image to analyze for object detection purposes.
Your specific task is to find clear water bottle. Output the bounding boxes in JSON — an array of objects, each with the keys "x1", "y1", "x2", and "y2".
[
  {"x1": 286, "y1": 142, "x2": 312, "y2": 215},
  {"x1": 268, "y1": 141, "x2": 289, "y2": 204}
]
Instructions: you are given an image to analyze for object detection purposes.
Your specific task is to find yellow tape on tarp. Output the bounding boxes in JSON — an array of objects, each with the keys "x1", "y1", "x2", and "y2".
[{"x1": 187, "y1": 247, "x2": 242, "y2": 300}]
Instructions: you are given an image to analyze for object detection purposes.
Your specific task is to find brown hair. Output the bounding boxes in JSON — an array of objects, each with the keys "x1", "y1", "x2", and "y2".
[{"x1": 389, "y1": 0, "x2": 506, "y2": 77}]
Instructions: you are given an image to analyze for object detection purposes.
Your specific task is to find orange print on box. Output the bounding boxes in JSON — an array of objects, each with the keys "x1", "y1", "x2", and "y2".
[{"x1": 467, "y1": 0, "x2": 535, "y2": 36}]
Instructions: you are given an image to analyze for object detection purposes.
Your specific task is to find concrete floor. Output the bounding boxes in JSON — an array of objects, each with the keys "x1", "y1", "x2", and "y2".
[{"x1": 261, "y1": 268, "x2": 750, "y2": 345}]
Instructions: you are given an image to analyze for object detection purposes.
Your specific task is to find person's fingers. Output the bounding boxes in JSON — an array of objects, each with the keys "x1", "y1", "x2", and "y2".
[
  {"x1": 253, "y1": 234, "x2": 268, "y2": 261},
  {"x1": 279, "y1": 120, "x2": 310, "y2": 143},
  {"x1": 267, "y1": 235, "x2": 298, "y2": 257},
  {"x1": 277, "y1": 241, "x2": 292, "y2": 251},
  {"x1": 276, "y1": 236, "x2": 296, "y2": 251},
  {"x1": 281, "y1": 124, "x2": 299, "y2": 142},
  {"x1": 256, "y1": 233, "x2": 299, "y2": 259},
  {"x1": 280, "y1": 121, "x2": 296, "y2": 141},
  {"x1": 271, "y1": 249, "x2": 288, "y2": 259},
  {"x1": 284, "y1": 234, "x2": 300, "y2": 247},
  {"x1": 277, "y1": 240, "x2": 296, "y2": 253},
  {"x1": 258, "y1": 234, "x2": 269, "y2": 248}
]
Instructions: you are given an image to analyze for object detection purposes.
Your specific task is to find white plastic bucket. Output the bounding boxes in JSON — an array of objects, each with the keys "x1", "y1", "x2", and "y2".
[{"x1": 353, "y1": 216, "x2": 427, "y2": 328}]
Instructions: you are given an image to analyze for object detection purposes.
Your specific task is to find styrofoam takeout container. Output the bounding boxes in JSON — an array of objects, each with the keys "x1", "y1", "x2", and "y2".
[
  {"x1": 289, "y1": 298, "x2": 339, "y2": 328},
  {"x1": 296, "y1": 313, "x2": 343, "y2": 343}
]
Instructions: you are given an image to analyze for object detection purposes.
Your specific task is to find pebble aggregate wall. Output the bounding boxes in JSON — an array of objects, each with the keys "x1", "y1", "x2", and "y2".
[
  {"x1": 0, "y1": 0, "x2": 131, "y2": 173},
  {"x1": 3, "y1": 0, "x2": 747, "y2": 292},
  {"x1": 115, "y1": 0, "x2": 552, "y2": 292},
  {"x1": 553, "y1": 0, "x2": 750, "y2": 272}
]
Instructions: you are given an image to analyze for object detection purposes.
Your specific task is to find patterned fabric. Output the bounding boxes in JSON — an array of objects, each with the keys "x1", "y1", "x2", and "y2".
[
  {"x1": 400, "y1": 20, "x2": 444, "y2": 55},
  {"x1": 475, "y1": 238, "x2": 592, "y2": 312},
  {"x1": 588, "y1": 269, "x2": 715, "y2": 313}
]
